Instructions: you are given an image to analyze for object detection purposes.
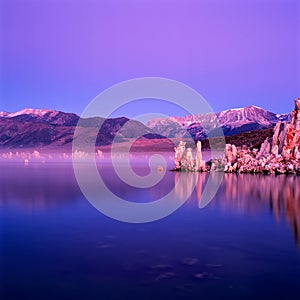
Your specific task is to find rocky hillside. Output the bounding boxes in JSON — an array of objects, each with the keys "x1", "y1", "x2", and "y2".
[{"x1": 0, "y1": 109, "x2": 158, "y2": 148}]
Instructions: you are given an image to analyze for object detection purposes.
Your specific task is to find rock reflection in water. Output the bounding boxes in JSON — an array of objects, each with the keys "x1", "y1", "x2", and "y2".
[
  {"x1": 174, "y1": 172, "x2": 208, "y2": 202},
  {"x1": 220, "y1": 174, "x2": 300, "y2": 246},
  {"x1": 175, "y1": 172, "x2": 300, "y2": 246}
]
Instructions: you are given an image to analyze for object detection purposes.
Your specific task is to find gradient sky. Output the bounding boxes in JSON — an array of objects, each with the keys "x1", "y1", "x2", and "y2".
[{"x1": 0, "y1": 0, "x2": 299, "y2": 117}]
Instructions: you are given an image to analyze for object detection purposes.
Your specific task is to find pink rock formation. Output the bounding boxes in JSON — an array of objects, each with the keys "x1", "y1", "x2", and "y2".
[
  {"x1": 256, "y1": 139, "x2": 270, "y2": 159},
  {"x1": 195, "y1": 141, "x2": 206, "y2": 171},
  {"x1": 281, "y1": 98, "x2": 300, "y2": 159},
  {"x1": 174, "y1": 141, "x2": 186, "y2": 169},
  {"x1": 182, "y1": 148, "x2": 195, "y2": 171},
  {"x1": 174, "y1": 141, "x2": 206, "y2": 172}
]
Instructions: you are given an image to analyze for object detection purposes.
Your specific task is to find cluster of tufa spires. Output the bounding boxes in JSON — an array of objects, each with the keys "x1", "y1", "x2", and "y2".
[
  {"x1": 174, "y1": 141, "x2": 206, "y2": 172},
  {"x1": 174, "y1": 98, "x2": 300, "y2": 174}
]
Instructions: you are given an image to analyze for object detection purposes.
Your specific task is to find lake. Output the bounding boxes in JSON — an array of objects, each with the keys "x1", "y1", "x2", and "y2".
[{"x1": 1, "y1": 158, "x2": 300, "y2": 300}]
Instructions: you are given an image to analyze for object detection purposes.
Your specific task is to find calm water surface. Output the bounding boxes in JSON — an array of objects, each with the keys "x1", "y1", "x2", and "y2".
[{"x1": 1, "y1": 159, "x2": 300, "y2": 300}]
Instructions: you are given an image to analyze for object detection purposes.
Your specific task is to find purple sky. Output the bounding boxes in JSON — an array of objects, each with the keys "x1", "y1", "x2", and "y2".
[{"x1": 0, "y1": 0, "x2": 299, "y2": 116}]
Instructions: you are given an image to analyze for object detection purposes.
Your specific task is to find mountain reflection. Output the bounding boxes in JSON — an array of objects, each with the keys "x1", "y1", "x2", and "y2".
[{"x1": 175, "y1": 172, "x2": 300, "y2": 247}]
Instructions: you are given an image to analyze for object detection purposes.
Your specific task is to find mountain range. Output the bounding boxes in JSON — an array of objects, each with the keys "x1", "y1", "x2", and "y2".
[
  {"x1": 147, "y1": 106, "x2": 290, "y2": 140},
  {"x1": 0, "y1": 106, "x2": 291, "y2": 149}
]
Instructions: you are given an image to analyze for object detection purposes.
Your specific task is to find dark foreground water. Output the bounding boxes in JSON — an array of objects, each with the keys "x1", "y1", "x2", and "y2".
[{"x1": 1, "y1": 161, "x2": 300, "y2": 300}]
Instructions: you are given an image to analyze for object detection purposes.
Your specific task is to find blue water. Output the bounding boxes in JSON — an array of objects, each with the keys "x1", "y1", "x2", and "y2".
[{"x1": 1, "y1": 162, "x2": 300, "y2": 300}]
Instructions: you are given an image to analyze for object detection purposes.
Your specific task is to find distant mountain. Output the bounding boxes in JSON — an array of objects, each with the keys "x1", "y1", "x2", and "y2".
[
  {"x1": 147, "y1": 106, "x2": 290, "y2": 141},
  {"x1": 0, "y1": 106, "x2": 291, "y2": 149},
  {"x1": 0, "y1": 109, "x2": 158, "y2": 148}
]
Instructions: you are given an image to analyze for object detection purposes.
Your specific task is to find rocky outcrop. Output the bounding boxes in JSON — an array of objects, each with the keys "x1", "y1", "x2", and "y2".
[
  {"x1": 195, "y1": 141, "x2": 206, "y2": 171},
  {"x1": 256, "y1": 139, "x2": 270, "y2": 159},
  {"x1": 174, "y1": 98, "x2": 300, "y2": 175},
  {"x1": 223, "y1": 98, "x2": 300, "y2": 174},
  {"x1": 174, "y1": 141, "x2": 206, "y2": 172}
]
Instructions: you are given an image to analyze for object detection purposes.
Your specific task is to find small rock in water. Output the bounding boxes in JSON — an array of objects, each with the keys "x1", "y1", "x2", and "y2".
[
  {"x1": 155, "y1": 272, "x2": 175, "y2": 281},
  {"x1": 194, "y1": 272, "x2": 211, "y2": 279},
  {"x1": 182, "y1": 257, "x2": 199, "y2": 266},
  {"x1": 157, "y1": 165, "x2": 164, "y2": 172}
]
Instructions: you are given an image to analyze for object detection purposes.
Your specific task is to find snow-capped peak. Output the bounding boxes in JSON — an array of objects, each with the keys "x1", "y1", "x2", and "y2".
[
  {"x1": 220, "y1": 105, "x2": 264, "y2": 114},
  {"x1": 0, "y1": 111, "x2": 9, "y2": 117},
  {"x1": 7, "y1": 108, "x2": 57, "y2": 118},
  {"x1": 219, "y1": 107, "x2": 244, "y2": 114},
  {"x1": 249, "y1": 105, "x2": 264, "y2": 110}
]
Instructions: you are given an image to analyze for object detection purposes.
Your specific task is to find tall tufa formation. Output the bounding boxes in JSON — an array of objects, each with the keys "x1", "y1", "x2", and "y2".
[
  {"x1": 174, "y1": 141, "x2": 206, "y2": 172},
  {"x1": 280, "y1": 98, "x2": 300, "y2": 160}
]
